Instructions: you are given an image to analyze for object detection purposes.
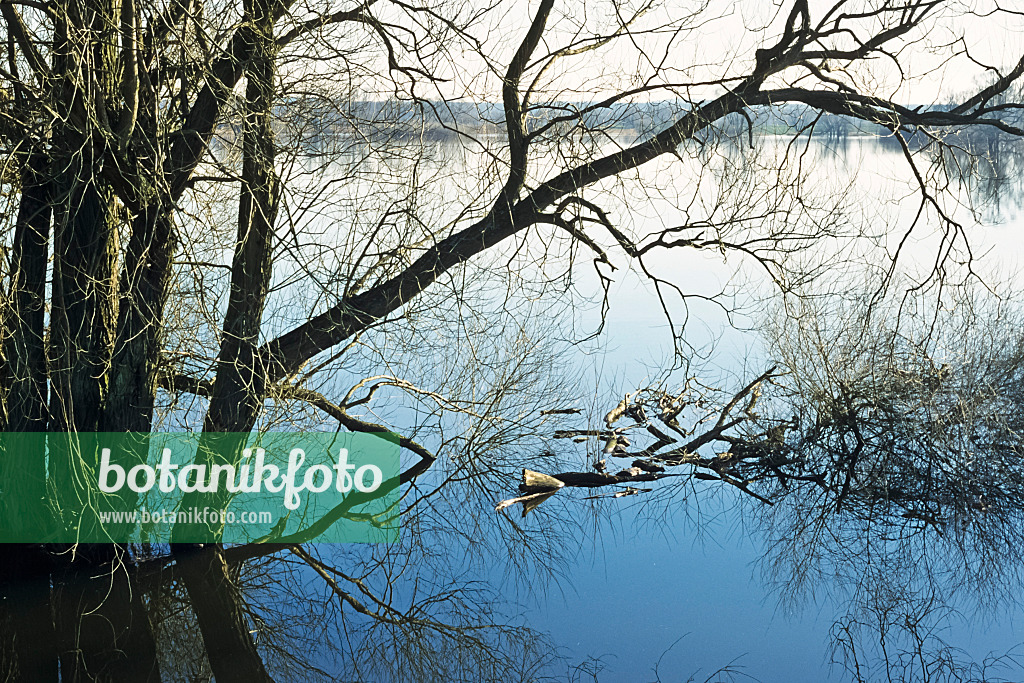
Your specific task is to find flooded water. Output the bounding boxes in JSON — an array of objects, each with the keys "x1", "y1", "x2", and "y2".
[
  {"x1": 17, "y1": 130, "x2": 1021, "y2": 682},
  {"x1": 268, "y1": 132, "x2": 1024, "y2": 681}
]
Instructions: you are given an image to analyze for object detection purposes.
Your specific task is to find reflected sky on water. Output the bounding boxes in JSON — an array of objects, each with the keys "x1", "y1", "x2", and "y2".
[
  {"x1": 500, "y1": 135, "x2": 1024, "y2": 681},
  {"x1": 165, "y1": 132, "x2": 1024, "y2": 681}
]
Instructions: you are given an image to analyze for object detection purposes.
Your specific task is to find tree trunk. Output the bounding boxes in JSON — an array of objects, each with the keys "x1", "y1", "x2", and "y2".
[
  {"x1": 41, "y1": 1, "x2": 163, "y2": 680},
  {"x1": 1, "y1": 152, "x2": 51, "y2": 535},
  {"x1": 104, "y1": 208, "x2": 177, "y2": 433},
  {"x1": 0, "y1": 137, "x2": 55, "y2": 683},
  {"x1": 1, "y1": 152, "x2": 50, "y2": 435},
  {"x1": 173, "y1": 0, "x2": 279, "y2": 678},
  {"x1": 47, "y1": 0, "x2": 120, "y2": 438}
]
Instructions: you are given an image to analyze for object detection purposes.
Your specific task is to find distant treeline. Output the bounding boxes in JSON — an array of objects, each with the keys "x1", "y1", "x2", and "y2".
[{"x1": 224, "y1": 97, "x2": 1024, "y2": 151}]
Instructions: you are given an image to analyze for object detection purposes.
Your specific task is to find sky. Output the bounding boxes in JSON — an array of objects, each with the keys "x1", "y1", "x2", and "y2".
[{"x1": 357, "y1": 0, "x2": 1024, "y2": 107}]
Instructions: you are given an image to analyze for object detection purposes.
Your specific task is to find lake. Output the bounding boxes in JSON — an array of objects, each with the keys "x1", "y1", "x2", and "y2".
[{"x1": 219, "y1": 131, "x2": 1024, "y2": 681}]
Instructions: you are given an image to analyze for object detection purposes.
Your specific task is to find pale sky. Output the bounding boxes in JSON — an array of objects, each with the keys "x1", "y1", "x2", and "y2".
[{"x1": 355, "y1": 0, "x2": 1024, "y2": 105}]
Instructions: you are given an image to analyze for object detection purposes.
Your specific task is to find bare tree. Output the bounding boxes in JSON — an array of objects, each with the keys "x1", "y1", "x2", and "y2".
[{"x1": 3, "y1": 0, "x2": 1024, "y2": 680}]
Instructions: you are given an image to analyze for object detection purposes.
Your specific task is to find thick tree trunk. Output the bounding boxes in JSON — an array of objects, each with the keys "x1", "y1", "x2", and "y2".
[
  {"x1": 39, "y1": 1, "x2": 163, "y2": 680},
  {"x1": 104, "y1": 207, "x2": 177, "y2": 433},
  {"x1": 173, "y1": 0, "x2": 279, "y2": 678},
  {"x1": 1, "y1": 152, "x2": 50, "y2": 436},
  {"x1": 0, "y1": 153, "x2": 51, "y2": 533},
  {"x1": 104, "y1": 26, "x2": 177, "y2": 435},
  {"x1": 47, "y1": 0, "x2": 120, "y2": 438},
  {"x1": 47, "y1": 170, "x2": 119, "y2": 438}
]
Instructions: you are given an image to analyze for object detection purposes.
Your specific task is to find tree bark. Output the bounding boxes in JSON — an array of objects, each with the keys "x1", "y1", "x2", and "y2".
[
  {"x1": 1, "y1": 152, "x2": 51, "y2": 533},
  {"x1": 46, "y1": 0, "x2": 119, "y2": 437},
  {"x1": 40, "y1": 2, "x2": 163, "y2": 680},
  {"x1": 1, "y1": 152, "x2": 50, "y2": 436},
  {"x1": 173, "y1": 0, "x2": 279, "y2": 678},
  {"x1": 104, "y1": 208, "x2": 177, "y2": 433}
]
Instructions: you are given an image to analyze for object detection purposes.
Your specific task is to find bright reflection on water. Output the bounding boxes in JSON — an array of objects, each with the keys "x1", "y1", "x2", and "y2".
[
  {"x1": 526, "y1": 136, "x2": 1024, "y2": 681},
  {"x1": 168, "y1": 132, "x2": 1024, "y2": 681}
]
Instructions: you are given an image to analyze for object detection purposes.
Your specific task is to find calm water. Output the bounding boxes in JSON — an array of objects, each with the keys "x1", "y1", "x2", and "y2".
[
  {"x1": 169, "y1": 133, "x2": 1024, "y2": 680},
  {"x1": 467, "y1": 136, "x2": 1024, "y2": 681}
]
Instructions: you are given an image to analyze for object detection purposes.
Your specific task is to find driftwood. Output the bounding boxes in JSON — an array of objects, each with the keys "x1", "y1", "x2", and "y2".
[
  {"x1": 496, "y1": 367, "x2": 786, "y2": 515},
  {"x1": 494, "y1": 489, "x2": 560, "y2": 516},
  {"x1": 495, "y1": 467, "x2": 674, "y2": 516},
  {"x1": 495, "y1": 470, "x2": 565, "y2": 516}
]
